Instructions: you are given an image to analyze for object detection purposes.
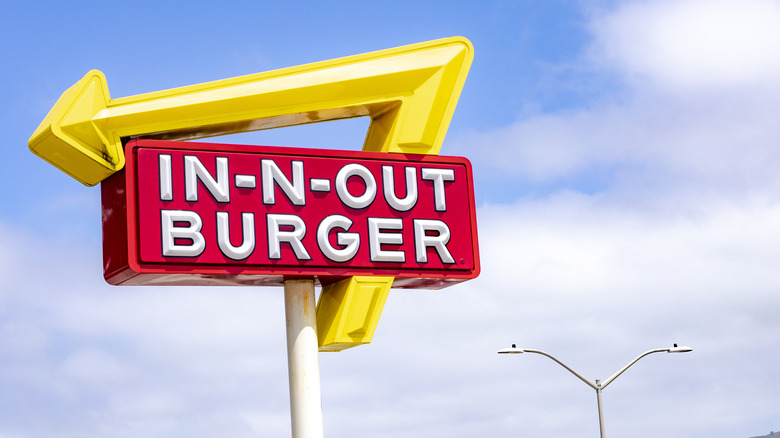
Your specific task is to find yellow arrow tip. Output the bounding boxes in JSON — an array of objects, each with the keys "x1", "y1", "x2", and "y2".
[{"x1": 29, "y1": 70, "x2": 123, "y2": 186}]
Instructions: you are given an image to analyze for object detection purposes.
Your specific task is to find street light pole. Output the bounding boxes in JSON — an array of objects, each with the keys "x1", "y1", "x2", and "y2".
[
  {"x1": 498, "y1": 344, "x2": 692, "y2": 438},
  {"x1": 595, "y1": 379, "x2": 605, "y2": 438}
]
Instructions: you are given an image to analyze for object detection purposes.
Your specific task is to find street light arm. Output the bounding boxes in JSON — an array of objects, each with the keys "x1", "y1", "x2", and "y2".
[
  {"x1": 600, "y1": 348, "x2": 668, "y2": 389},
  {"x1": 523, "y1": 349, "x2": 599, "y2": 391}
]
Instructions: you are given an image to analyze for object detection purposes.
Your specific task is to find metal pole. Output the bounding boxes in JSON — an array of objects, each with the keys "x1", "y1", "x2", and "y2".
[
  {"x1": 595, "y1": 380, "x2": 605, "y2": 438},
  {"x1": 284, "y1": 279, "x2": 324, "y2": 438}
]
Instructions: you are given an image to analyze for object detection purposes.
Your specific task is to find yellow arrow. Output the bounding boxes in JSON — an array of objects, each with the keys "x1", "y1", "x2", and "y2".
[{"x1": 29, "y1": 37, "x2": 473, "y2": 186}]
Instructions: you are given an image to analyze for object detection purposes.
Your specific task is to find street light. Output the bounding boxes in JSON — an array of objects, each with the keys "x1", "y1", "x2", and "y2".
[{"x1": 498, "y1": 344, "x2": 692, "y2": 438}]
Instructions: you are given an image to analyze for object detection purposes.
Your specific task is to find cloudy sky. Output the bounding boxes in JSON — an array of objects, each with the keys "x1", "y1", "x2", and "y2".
[{"x1": 3, "y1": 0, "x2": 780, "y2": 437}]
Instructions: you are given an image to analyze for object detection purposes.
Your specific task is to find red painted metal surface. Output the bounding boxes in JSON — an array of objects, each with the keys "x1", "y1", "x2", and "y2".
[{"x1": 102, "y1": 139, "x2": 479, "y2": 288}]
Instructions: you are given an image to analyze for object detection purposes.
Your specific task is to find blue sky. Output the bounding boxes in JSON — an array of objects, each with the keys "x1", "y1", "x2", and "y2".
[{"x1": 3, "y1": 1, "x2": 780, "y2": 437}]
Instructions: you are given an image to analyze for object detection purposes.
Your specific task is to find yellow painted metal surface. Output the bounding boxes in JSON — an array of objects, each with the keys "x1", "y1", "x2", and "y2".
[
  {"x1": 29, "y1": 37, "x2": 473, "y2": 186},
  {"x1": 28, "y1": 71, "x2": 120, "y2": 185},
  {"x1": 316, "y1": 277, "x2": 393, "y2": 352}
]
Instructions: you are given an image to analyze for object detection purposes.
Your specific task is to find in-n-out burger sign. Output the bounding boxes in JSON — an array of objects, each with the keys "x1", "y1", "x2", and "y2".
[{"x1": 102, "y1": 139, "x2": 479, "y2": 288}]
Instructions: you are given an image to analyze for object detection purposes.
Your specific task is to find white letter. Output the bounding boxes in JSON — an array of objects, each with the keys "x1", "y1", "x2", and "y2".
[
  {"x1": 185, "y1": 156, "x2": 229, "y2": 203},
  {"x1": 317, "y1": 215, "x2": 360, "y2": 262},
  {"x1": 413, "y1": 219, "x2": 454, "y2": 264},
  {"x1": 262, "y1": 159, "x2": 305, "y2": 205},
  {"x1": 267, "y1": 214, "x2": 311, "y2": 260},
  {"x1": 382, "y1": 166, "x2": 418, "y2": 212},
  {"x1": 216, "y1": 212, "x2": 255, "y2": 261},
  {"x1": 368, "y1": 217, "x2": 404, "y2": 262},
  {"x1": 159, "y1": 154, "x2": 173, "y2": 201},
  {"x1": 335, "y1": 163, "x2": 376, "y2": 209},
  {"x1": 421, "y1": 168, "x2": 455, "y2": 211},
  {"x1": 161, "y1": 210, "x2": 205, "y2": 257}
]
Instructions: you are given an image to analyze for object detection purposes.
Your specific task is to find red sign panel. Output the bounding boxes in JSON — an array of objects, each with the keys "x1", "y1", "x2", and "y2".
[{"x1": 102, "y1": 139, "x2": 479, "y2": 288}]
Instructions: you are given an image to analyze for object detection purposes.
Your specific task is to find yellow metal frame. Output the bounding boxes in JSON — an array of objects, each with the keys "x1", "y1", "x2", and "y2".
[
  {"x1": 316, "y1": 277, "x2": 394, "y2": 352},
  {"x1": 29, "y1": 37, "x2": 473, "y2": 186}
]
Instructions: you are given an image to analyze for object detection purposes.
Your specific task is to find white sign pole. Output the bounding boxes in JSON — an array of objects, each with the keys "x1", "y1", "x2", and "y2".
[{"x1": 284, "y1": 279, "x2": 324, "y2": 438}]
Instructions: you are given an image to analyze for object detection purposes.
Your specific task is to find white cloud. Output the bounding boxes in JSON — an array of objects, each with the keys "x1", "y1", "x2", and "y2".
[
  {"x1": 454, "y1": 91, "x2": 780, "y2": 196},
  {"x1": 452, "y1": 0, "x2": 780, "y2": 196},
  {"x1": 589, "y1": 0, "x2": 780, "y2": 91}
]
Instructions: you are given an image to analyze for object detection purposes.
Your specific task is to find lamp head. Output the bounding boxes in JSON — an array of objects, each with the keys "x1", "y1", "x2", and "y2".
[
  {"x1": 498, "y1": 344, "x2": 525, "y2": 354},
  {"x1": 668, "y1": 343, "x2": 693, "y2": 353}
]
